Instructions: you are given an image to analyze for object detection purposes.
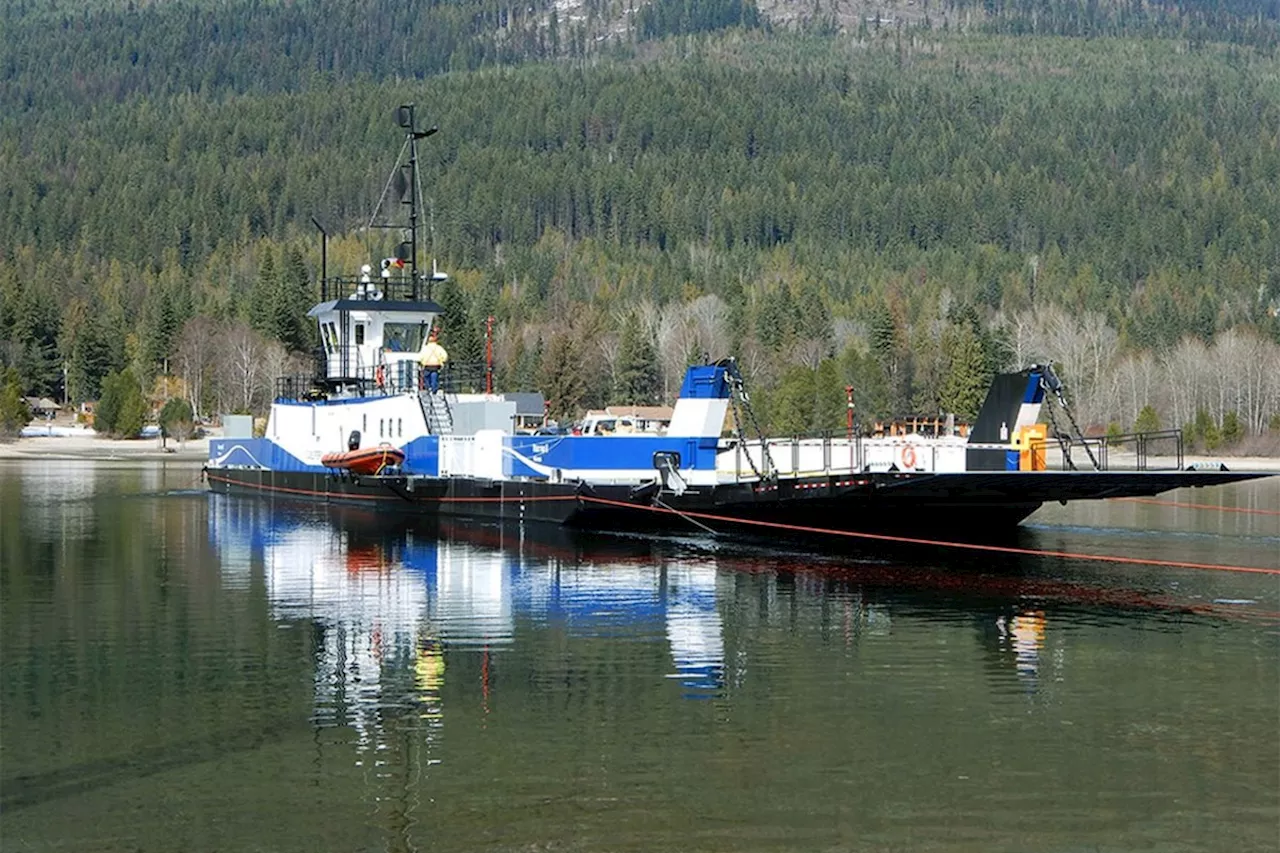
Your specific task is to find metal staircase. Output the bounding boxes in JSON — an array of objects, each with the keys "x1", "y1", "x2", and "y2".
[{"x1": 420, "y1": 391, "x2": 453, "y2": 435}]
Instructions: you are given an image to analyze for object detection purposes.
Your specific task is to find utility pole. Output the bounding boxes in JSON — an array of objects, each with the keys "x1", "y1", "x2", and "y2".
[
  {"x1": 485, "y1": 316, "x2": 495, "y2": 395},
  {"x1": 845, "y1": 386, "x2": 855, "y2": 441}
]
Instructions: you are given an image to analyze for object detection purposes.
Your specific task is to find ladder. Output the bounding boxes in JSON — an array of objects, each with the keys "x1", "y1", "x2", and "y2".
[{"x1": 420, "y1": 391, "x2": 453, "y2": 435}]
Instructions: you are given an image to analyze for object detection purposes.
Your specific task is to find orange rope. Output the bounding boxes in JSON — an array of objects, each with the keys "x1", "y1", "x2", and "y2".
[
  {"x1": 1112, "y1": 496, "x2": 1280, "y2": 516},
  {"x1": 578, "y1": 495, "x2": 1280, "y2": 576}
]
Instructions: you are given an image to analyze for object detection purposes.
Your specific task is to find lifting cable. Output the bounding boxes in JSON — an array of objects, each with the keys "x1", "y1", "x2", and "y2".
[
  {"x1": 1111, "y1": 496, "x2": 1280, "y2": 516},
  {"x1": 577, "y1": 495, "x2": 1280, "y2": 576}
]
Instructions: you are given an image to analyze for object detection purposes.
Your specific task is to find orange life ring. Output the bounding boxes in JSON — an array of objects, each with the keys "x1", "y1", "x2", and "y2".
[
  {"x1": 375, "y1": 364, "x2": 386, "y2": 388},
  {"x1": 901, "y1": 444, "x2": 917, "y2": 469}
]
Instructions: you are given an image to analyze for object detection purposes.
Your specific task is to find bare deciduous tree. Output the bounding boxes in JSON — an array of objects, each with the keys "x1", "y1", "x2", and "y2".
[
  {"x1": 213, "y1": 320, "x2": 271, "y2": 414},
  {"x1": 686, "y1": 294, "x2": 730, "y2": 361},
  {"x1": 1161, "y1": 337, "x2": 1209, "y2": 430},
  {"x1": 173, "y1": 315, "x2": 218, "y2": 420}
]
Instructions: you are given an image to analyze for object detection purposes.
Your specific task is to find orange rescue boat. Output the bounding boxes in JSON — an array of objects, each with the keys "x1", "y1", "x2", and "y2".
[{"x1": 321, "y1": 444, "x2": 405, "y2": 475}]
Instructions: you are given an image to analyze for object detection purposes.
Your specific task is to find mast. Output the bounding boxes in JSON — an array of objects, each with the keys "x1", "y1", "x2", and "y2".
[{"x1": 396, "y1": 104, "x2": 438, "y2": 300}]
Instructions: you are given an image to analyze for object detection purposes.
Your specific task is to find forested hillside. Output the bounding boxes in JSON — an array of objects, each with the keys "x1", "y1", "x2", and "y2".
[{"x1": 2, "y1": 0, "x2": 1279, "y2": 442}]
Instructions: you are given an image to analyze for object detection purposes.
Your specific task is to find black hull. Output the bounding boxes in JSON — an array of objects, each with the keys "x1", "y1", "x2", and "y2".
[
  {"x1": 205, "y1": 467, "x2": 1271, "y2": 539},
  {"x1": 205, "y1": 468, "x2": 589, "y2": 524}
]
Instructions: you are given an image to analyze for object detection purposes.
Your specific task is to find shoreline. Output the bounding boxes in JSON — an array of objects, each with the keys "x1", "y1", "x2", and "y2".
[
  {"x1": 0, "y1": 435, "x2": 212, "y2": 462},
  {"x1": 2, "y1": 434, "x2": 1278, "y2": 471}
]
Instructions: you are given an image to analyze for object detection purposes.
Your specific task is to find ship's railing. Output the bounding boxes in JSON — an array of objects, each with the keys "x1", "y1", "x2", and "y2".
[
  {"x1": 1053, "y1": 428, "x2": 1183, "y2": 472},
  {"x1": 717, "y1": 427, "x2": 1185, "y2": 481},
  {"x1": 273, "y1": 359, "x2": 496, "y2": 402},
  {"x1": 275, "y1": 375, "x2": 330, "y2": 402},
  {"x1": 319, "y1": 275, "x2": 444, "y2": 304},
  {"x1": 722, "y1": 431, "x2": 868, "y2": 482},
  {"x1": 440, "y1": 362, "x2": 490, "y2": 394}
]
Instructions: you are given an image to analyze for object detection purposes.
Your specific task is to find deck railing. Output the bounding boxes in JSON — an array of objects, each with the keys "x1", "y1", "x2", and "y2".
[
  {"x1": 274, "y1": 360, "x2": 495, "y2": 402},
  {"x1": 319, "y1": 275, "x2": 443, "y2": 304},
  {"x1": 720, "y1": 427, "x2": 1185, "y2": 482},
  {"x1": 1053, "y1": 428, "x2": 1183, "y2": 472}
]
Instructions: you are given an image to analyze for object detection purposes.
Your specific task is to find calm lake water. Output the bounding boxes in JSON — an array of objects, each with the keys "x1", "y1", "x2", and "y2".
[{"x1": 2, "y1": 459, "x2": 1277, "y2": 852}]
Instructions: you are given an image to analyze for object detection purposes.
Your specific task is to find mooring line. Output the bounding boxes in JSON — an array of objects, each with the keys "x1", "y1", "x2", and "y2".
[
  {"x1": 1112, "y1": 496, "x2": 1280, "y2": 516},
  {"x1": 579, "y1": 496, "x2": 1280, "y2": 576},
  {"x1": 654, "y1": 497, "x2": 719, "y2": 536}
]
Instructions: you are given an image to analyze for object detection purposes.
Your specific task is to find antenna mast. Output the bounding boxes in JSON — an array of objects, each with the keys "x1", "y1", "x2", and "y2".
[{"x1": 395, "y1": 104, "x2": 438, "y2": 299}]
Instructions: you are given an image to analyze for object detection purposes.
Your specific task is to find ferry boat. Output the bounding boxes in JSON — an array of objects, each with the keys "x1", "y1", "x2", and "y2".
[{"x1": 205, "y1": 107, "x2": 1271, "y2": 539}]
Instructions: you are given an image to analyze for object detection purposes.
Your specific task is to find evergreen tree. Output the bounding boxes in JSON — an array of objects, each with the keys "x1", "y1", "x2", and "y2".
[
  {"x1": 69, "y1": 308, "x2": 119, "y2": 403},
  {"x1": 141, "y1": 286, "x2": 180, "y2": 377},
  {"x1": 1221, "y1": 410, "x2": 1243, "y2": 444},
  {"x1": 614, "y1": 317, "x2": 661, "y2": 404},
  {"x1": 0, "y1": 367, "x2": 32, "y2": 439},
  {"x1": 837, "y1": 347, "x2": 890, "y2": 423},
  {"x1": 1192, "y1": 407, "x2": 1221, "y2": 451},
  {"x1": 1133, "y1": 404, "x2": 1160, "y2": 433},
  {"x1": 6, "y1": 285, "x2": 61, "y2": 395},
  {"x1": 278, "y1": 247, "x2": 315, "y2": 353},
  {"x1": 511, "y1": 338, "x2": 543, "y2": 392},
  {"x1": 540, "y1": 333, "x2": 587, "y2": 421},
  {"x1": 436, "y1": 283, "x2": 483, "y2": 373},
  {"x1": 95, "y1": 371, "x2": 124, "y2": 435},
  {"x1": 159, "y1": 396, "x2": 195, "y2": 445},
  {"x1": 116, "y1": 380, "x2": 149, "y2": 438},
  {"x1": 811, "y1": 358, "x2": 844, "y2": 432},
  {"x1": 939, "y1": 323, "x2": 988, "y2": 420},
  {"x1": 96, "y1": 368, "x2": 147, "y2": 437},
  {"x1": 869, "y1": 302, "x2": 909, "y2": 414},
  {"x1": 251, "y1": 250, "x2": 279, "y2": 338},
  {"x1": 768, "y1": 364, "x2": 815, "y2": 435}
]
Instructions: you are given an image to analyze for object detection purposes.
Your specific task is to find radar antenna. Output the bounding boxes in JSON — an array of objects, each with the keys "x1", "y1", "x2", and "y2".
[{"x1": 367, "y1": 104, "x2": 439, "y2": 299}]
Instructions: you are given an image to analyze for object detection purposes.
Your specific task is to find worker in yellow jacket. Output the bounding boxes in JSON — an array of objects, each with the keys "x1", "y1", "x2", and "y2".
[{"x1": 418, "y1": 331, "x2": 449, "y2": 394}]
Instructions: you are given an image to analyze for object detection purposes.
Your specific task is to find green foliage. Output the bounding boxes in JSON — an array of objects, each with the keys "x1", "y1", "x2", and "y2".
[
  {"x1": 614, "y1": 318, "x2": 661, "y2": 405},
  {"x1": 66, "y1": 297, "x2": 127, "y2": 403},
  {"x1": 2, "y1": 3, "x2": 1279, "y2": 416},
  {"x1": 1106, "y1": 422, "x2": 1124, "y2": 439},
  {"x1": 0, "y1": 367, "x2": 32, "y2": 438},
  {"x1": 96, "y1": 369, "x2": 147, "y2": 438},
  {"x1": 159, "y1": 397, "x2": 194, "y2": 442},
  {"x1": 764, "y1": 359, "x2": 844, "y2": 435},
  {"x1": 251, "y1": 251, "x2": 279, "y2": 338},
  {"x1": 540, "y1": 333, "x2": 587, "y2": 421},
  {"x1": 436, "y1": 284, "x2": 483, "y2": 368},
  {"x1": 767, "y1": 365, "x2": 816, "y2": 436},
  {"x1": 1220, "y1": 410, "x2": 1244, "y2": 445},
  {"x1": 1192, "y1": 407, "x2": 1221, "y2": 451},
  {"x1": 1202, "y1": 422, "x2": 1222, "y2": 451},
  {"x1": 811, "y1": 359, "x2": 845, "y2": 432},
  {"x1": 95, "y1": 371, "x2": 123, "y2": 436},
  {"x1": 140, "y1": 285, "x2": 182, "y2": 378},
  {"x1": 1133, "y1": 405, "x2": 1160, "y2": 433},
  {"x1": 281, "y1": 248, "x2": 316, "y2": 353},
  {"x1": 839, "y1": 347, "x2": 891, "y2": 424},
  {"x1": 639, "y1": 0, "x2": 763, "y2": 40},
  {"x1": 939, "y1": 323, "x2": 989, "y2": 420}
]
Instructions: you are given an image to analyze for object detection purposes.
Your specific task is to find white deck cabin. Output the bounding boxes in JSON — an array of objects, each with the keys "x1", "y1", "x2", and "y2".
[{"x1": 307, "y1": 262, "x2": 444, "y2": 394}]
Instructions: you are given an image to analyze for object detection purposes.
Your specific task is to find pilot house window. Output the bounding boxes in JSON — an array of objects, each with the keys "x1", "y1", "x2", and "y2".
[
  {"x1": 383, "y1": 323, "x2": 428, "y2": 353},
  {"x1": 355, "y1": 324, "x2": 365, "y2": 346}
]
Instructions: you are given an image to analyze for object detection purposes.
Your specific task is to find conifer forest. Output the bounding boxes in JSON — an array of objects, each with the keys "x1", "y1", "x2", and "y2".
[{"x1": 2, "y1": 0, "x2": 1280, "y2": 442}]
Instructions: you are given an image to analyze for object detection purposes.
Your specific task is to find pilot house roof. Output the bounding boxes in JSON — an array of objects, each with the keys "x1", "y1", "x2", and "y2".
[{"x1": 308, "y1": 298, "x2": 444, "y2": 316}]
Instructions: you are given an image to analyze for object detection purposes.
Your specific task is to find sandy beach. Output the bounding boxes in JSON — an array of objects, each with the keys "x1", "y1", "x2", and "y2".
[{"x1": 0, "y1": 434, "x2": 212, "y2": 462}]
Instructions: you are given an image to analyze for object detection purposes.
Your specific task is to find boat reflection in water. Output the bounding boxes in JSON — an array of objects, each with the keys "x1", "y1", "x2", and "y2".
[
  {"x1": 199, "y1": 495, "x2": 1278, "y2": 851},
  {"x1": 207, "y1": 499, "x2": 731, "y2": 743},
  {"x1": 207, "y1": 496, "x2": 1243, "y2": 736}
]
